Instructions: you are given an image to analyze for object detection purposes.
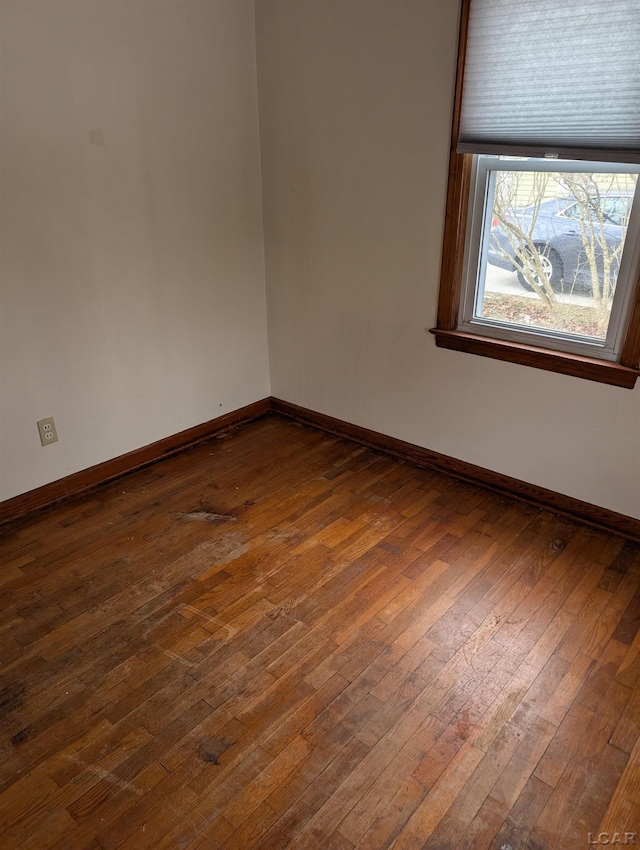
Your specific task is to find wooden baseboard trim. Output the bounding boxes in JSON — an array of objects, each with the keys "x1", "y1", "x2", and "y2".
[
  {"x1": 0, "y1": 398, "x2": 271, "y2": 526},
  {"x1": 271, "y1": 397, "x2": 640, "y2": 543},
  {"x1": 4, "y1": 395, "x2": 639, "y2": 542}
]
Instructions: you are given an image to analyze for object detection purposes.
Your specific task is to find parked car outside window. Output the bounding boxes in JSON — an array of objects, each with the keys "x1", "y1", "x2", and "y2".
[{"x1": 487, "y1": 193, "x2": 633, "y2": 295}]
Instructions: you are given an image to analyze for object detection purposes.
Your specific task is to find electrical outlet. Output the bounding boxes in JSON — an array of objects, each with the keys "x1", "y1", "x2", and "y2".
[{"x1": 37, "y1": 417, "x2": 58, "y2": 446}]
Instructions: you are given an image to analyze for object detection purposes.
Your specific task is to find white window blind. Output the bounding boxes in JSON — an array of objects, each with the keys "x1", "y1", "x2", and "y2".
[{"x1": 457, "y1": 0, "x2": 640, "y2": 163}]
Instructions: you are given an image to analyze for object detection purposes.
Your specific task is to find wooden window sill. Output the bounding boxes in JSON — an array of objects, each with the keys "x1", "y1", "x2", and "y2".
[{"x1": 430, "y1": 328, "x2": 640, "y2": 389}]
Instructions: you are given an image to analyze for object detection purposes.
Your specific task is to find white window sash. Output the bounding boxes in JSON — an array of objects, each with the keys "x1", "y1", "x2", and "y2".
[{"x1": 459, "y1": 156, "x2": 640, "y2": 360}]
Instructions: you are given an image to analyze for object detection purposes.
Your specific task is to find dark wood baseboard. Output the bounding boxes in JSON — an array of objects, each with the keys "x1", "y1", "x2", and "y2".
[
  {"x1": 271, "y1": 397, "x2": 640, "y2": 543},
  {"x1": 0, "y1": 398, "x2": 271, "y2": 527},
  {"x1": 3, "y1": 394, "x2": 638, "y2": 542}
]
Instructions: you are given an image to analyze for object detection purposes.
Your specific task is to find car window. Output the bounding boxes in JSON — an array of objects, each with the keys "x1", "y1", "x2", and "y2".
[
  {"x1": 603, "y1": 196, "x2": 631, "y2": 226},
  {"x1": 562, "y1": 200, "x2": 600, "y2": 222},
  {"x1": 563, "y1": 202, "x2": 581, "y2": 221},
  {"x1": 562, "y1": 196, "x2": 629, "y2": 226}
]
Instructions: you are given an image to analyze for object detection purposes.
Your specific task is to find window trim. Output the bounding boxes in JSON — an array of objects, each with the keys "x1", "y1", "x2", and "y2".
[
  {"x1": 430, "y1": 0, "x2": 640, "y2": 390},
  {"x1": 459, "y1": 155, "x2": 640, "y2": 361}
]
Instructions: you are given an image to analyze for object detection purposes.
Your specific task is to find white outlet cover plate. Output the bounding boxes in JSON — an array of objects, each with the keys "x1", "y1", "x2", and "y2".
[{"x1": 37, "y1": 417, "x2": 58, "y2": 446}]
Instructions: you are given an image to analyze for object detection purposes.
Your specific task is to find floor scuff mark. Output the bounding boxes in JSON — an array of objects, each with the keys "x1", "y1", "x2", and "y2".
[
  {"x1": 63, "y1": 755, "x2": 141, "y2": 795},
  {"x1": 180, "y1": 511, "x2": 237, "y2": 525},
  {"x1": 198, "y1": 737, "x2": 236, "y2": 765}
]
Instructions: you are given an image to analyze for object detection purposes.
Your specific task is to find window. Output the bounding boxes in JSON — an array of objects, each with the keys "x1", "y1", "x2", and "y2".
[
  {"x1": 431, "y1": 0, "x2": 640, "y2": 388},
  {"x1": 461, "y1": 156, "x2": 640, "y2": 357}
]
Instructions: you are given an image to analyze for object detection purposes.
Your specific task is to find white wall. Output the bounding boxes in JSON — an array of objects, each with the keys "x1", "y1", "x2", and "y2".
[
  {"x1": 255, "y1": 0, "x2": 640, "y2": 519},
  {"x1": 3, "y1": 0, "x2": 639, "y2": 521},
  {"x1": 0, "y1": 0, "x2": 270, "y2": 502}
]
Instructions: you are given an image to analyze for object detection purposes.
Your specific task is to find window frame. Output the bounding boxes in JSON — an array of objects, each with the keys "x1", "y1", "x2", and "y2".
[
  {"x1": 459, "y1": 155, "x2": 640, "y2": 361},
  {"x1": 430, "y1": 0, "x2": 640, "y2": 390}
]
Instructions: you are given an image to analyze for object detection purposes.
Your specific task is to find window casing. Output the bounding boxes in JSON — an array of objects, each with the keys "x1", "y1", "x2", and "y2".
[{"x1": 431, "y1": 0, "x2": 640, "y2": 389}]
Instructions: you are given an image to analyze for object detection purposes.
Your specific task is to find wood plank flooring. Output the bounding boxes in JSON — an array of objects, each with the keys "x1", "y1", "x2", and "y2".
[{"x1": 1, "y1": 414, "x2": 639, "y2": 849}]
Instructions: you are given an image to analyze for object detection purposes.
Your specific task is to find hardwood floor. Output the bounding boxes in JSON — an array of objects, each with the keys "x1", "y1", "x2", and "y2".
[{"x1": 1, "y1": 414, "x2": 639, "y2": 849}]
